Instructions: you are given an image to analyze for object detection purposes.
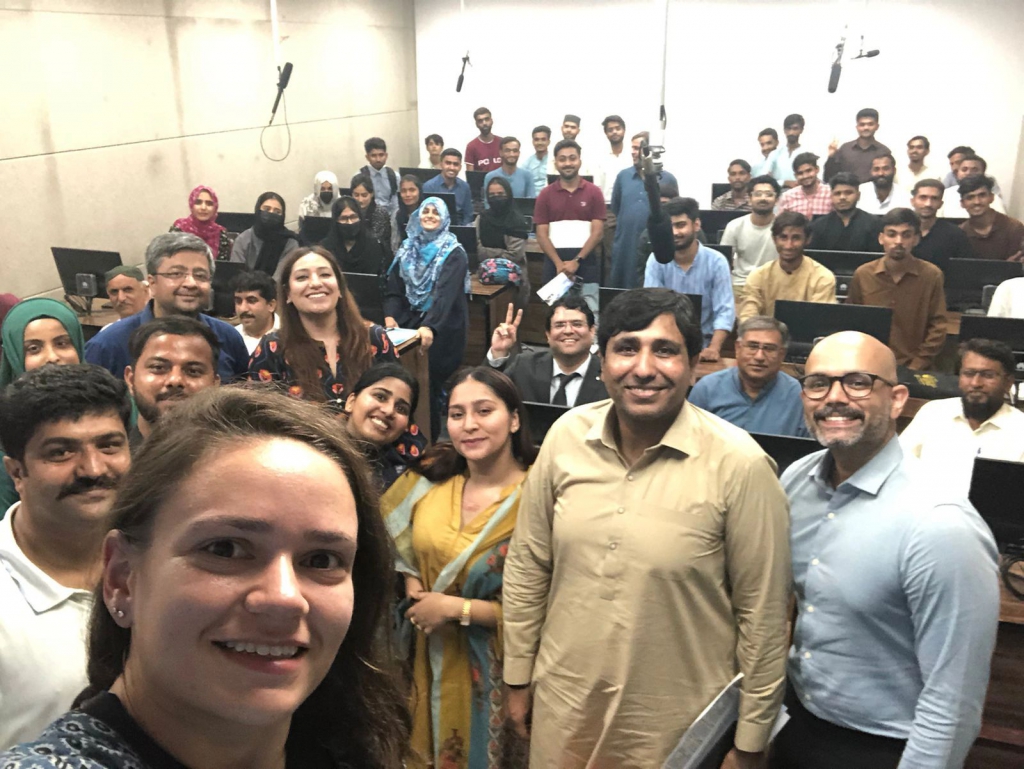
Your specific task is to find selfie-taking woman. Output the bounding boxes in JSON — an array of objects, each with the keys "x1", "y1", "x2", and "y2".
[
  {"x1": 350, "y1": 173, "x2": 392, "y2": 247},
  {"x1": 390, "y1": 174, "x2": 424, "y2": 252},
  {"x1": 0, "y1": 387, "x2": 409, "y2": 768},
  {"x1": 476, "y1": 176, "x2": 531, "y2": 312},
  {"x1": 343, "y1": 362, "x2": 426, "y2": 491},
  {"x1": 382, "y1": 367, "x2": 536, "y2": 769},
  {"x1": 230, "y1": 191, "x2": 300, "y2": 275},
  {"x1": 384, "y1": 197, "x2": 469, "y2": 440},
  {"x1": 0, "y1": 298, "x2": 87, "y2": 514},
  {"x1": 247, "y1": 246, "x2": 397, "y2": 410},
  {"x1": 170, "y1": 184, "x2": 231, "y2": 261}
]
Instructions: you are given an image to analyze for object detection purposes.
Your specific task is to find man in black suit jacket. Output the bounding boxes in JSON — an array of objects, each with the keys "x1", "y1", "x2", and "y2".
[{"x1": 487, "y1": 295, "x2": 607, "y2": 407}]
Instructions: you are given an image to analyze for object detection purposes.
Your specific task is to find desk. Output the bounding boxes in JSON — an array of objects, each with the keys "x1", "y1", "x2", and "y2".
[
  {"x1": 395, "y1": 336, "x2": 431, "y2": 443},
  {"x1": 77, "y1": 308, "x2": 121, "y2": 340},
  {"x1": 466, "y1": 277, "x2": 514, "y2": 365}
]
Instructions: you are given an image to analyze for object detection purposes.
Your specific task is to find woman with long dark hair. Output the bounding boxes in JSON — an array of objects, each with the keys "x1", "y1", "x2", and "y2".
[
  {"x1": 343, "y1": 362, "x2": 426, "y2": 491},
  {"x1": 0, "y1": 387, "x2": 410, "y2": 768},
  {"x1": 381, "y1": 367, "x2": 537, "y2": 769},
  {"x1": 247, "y1": 246, "x2": 397, "y2": 410},
  {"x1": 351, "y1": 173, "x2": 392, "y2": 247},
  {"x1": 230, "y1": 191, "x2": 300, "y2": 276},
  {"x1": 391, "y1": 174, "x2": 424, "y2": 252}
]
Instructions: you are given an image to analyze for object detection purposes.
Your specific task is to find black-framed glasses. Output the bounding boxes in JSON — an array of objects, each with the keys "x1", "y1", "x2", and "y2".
[
  {"x1": 799, "y1": 372, "x2": 897, "y2": 400},
  {"x1": 153, "y1": 269, "x2": 212, "y2": 284}
]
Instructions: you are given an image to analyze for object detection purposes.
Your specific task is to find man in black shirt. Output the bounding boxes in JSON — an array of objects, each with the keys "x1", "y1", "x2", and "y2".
[
  {"x1": 808, "y1": 172, "x2": 882, "y2": 252},
  {"x1": 910, "y1": 179, "x2": 973, "y2": 272}
]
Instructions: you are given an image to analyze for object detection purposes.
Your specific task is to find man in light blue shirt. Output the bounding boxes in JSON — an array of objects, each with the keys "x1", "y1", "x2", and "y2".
[
  {"x1": 422, "y1": 148, "x2": 474, "y2": 226},
  {"x1": 359, "y1": 137, "x2": 397, "y2": 214},
  {"x1": 521, "y1": 125, "x2": 551, "y2": 198},
  {"x1": 689, "y1": 316, "x2": 808, "y2": 437},
  {"x1": 483, "y1": 136, "x2": 536, "y2": 206},
  {"x1": 751, "y1": 127, "x2": 783, "y2": 178},
  {"x1": 643, "y1": 197, "x2": 733, "y2": 359},
  {"x1": 771, "y1": 331, "x2": 1000, "y2": 769}
]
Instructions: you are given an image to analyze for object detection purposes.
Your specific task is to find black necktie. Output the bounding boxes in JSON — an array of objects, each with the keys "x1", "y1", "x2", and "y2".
[{"x1": 552, "y1": 372, "x2": 580, "y2": 406}]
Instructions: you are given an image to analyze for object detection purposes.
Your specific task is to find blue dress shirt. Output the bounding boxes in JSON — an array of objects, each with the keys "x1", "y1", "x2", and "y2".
[
  {"x1": 781, "y1": 437, "x2": 1000, "y2": 768},
  {"x1": 688, "y1": 367, "x2": 808, "y2": 437},
  {"x1": 422, "y1": 175, "x2": 474, "y2": 226},
  {"x1": 643, "y1": 245, "x2": 735, "y2": 344},
  {"x1": 522, "y1": 153, "x2": 549, "y2": 198},
  {"x1": 84, "y1": 302, "x2": 250, "y2": 383},
  {"x1": 483, "y1": 167, "x2": 536, "y2": 203},
  {"x1": 610, "y1": 167, "x2": 678, "y2": 288}
]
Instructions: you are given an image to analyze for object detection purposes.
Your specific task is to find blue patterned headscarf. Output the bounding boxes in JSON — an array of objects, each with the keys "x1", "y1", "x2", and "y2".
[{"x1": 390, "y1": 197, "x2": 461, "y2": 313}]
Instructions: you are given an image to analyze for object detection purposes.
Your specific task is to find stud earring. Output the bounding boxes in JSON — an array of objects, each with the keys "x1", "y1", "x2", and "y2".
[{"x1": 115, "y1": 608, "x2": 125, "y2": 619}]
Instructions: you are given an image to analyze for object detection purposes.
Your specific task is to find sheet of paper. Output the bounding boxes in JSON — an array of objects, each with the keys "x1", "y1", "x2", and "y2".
[
  {"x1": 536, "y1": 273, "x2": 575, "y2": 305},
  {"x1": 548, "y1": 219, "x2": 592, "y2": 249},
  {"x1": 386, "y1": 327, "x2": 419, "y2": 347},
  {"x1": 662, "y1": 673, "x2": 743, "y2": 769}
]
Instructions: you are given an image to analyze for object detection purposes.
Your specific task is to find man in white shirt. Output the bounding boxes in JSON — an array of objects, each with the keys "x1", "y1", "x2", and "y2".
[
  {"x1": 939, "y1": 154, "x2": 1008, "y2": 217},
  {"x1": 0, "y1": 363, "x2": 132, "y2": 749},
  {"x1": 858, "y1": 154, "x2": 911, "y2": 214},
  {"x1": 989, "y1": 277, "x2": 1024, "y2": 318},
  {"x1": 901, "y1": 338, "x2": 1024, "y2": 494},
  {"x1": 596, "y1": 116, "x2": 640, "y2": 281},
  {"x1": 486, "y1": 295, "x2": 607, "y2": 407},
  {"x1": 895, "y1": 135, "x2": 939, "y2": 188},
  {"x1": 721, "y1": 175, "x2": 779, "y2": 296},
  {"x1": 231, "y1": 270, "x2": 280, "y2": 354}
]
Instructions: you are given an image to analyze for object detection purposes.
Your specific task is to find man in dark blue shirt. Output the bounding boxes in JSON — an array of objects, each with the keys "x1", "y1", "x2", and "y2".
[
  {"x1": 422, "y1": 148, "x2": 474, "y2": 226},
  {"x1": 85, "y1": 232, "x2": 249, "y2": 383}
]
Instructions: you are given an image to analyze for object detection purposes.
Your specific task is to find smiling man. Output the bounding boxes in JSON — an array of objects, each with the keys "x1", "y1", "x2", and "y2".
[
  {"x1": 771, "y1": 331, "x2": 999, "y2": 769},
  {"x1": 503, "y1": 288, "x2": 791, "y2": 769},
  {"x1": 124, "y1": 317, "x2": 220, "y2": 449},
  {"x1": 231, "y1": 271, "x2": 279, "y2": 354},
  {"x1": 777, "y1": 153, "x2": 833, "y2": 217},
  {"x1": 85, "y1": 232, "x2": 249, "y2": 383},
  {"x1": 0, "y1": 363, "x2": 132, "y2": 749},
  {"x1": 103, "y1": 266, "x2": 149, "y2": 320},
  {"x1": 486, "y1": 295, "x2": 606, "y2": 407}
]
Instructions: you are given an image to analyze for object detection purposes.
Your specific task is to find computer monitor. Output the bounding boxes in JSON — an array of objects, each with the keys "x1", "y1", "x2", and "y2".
[
  {"x1": 210, "y1": 262, "x2": 249, "y2": 318},
  {"x1": 51, "y1": 247, "x2": 123, "y2": 300},
  {"x1": 547, "y1": 174, "x2": 594, "y2": 186},
  {"x1": 958, "y1": 315, "x2": 1024, "y2": 380},
  {"x1": 216, "y1": 212, "x2": 256, "y2": 234},
  {"x1": 466, "y1": 171, "x2": 488, "y2": 202},
  {"x1": 343, "y1": 271, "x2": 384, "y2": 325},
  {"x1": 450, "y1": 226, "x2": 478, "y2": 266},
  {"x1": 514, "y1": 197, "x2": 536, "y2": 217},
  {"x1": 522, "y1": 401, "x2": 569, "y2": 445},
  {"x1": 773, "y1": 300, "x2": 892, "y2": 363},
  {"x1": 945, "y1": 259, "x2": 1024, "y2": 312},
  {"x1": 711, "y1": 183, "x2": 731, "y2": 201},
  {"x1": 968, "y1": 457, "x2": 1024, "y2": 551},
  {"x1": 749, "y1": 432, "x2": 821, "y2": 476},
  {"x1": 599, "y1": 287, "x2": 702, "y2": 321},
  {"x1": 299, "y1": 216, "x2": 332, "y2": 246},
  {"x1": 706, "y1": 243, "x2": 734, "y2": 270},
  {"x1": 432, "y1": 192, "x2": 458, "y2": 219},
  {"x1": 805, "y1": 249, "x2": 879, "y2": 298},
  {"x1": 696, "y1": 210, "x2": 747, "y2": 244},
  {"x1": 398, "y1": 167, "x2": 441, "y2": 186}
]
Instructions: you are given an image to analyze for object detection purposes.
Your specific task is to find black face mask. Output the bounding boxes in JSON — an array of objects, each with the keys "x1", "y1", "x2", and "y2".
[
  {"x1": 337, "y1": 222, "x2": 361, "y2": 240},
  {"x1": 258, "y1": 210, "x2": 284, "y2": 229},
  {"x1": 488, "y1": 196, "x2": 511, "y2": 213},
  {"x1": 320, "y1": 190, "x2": 333, "y2": 205}
]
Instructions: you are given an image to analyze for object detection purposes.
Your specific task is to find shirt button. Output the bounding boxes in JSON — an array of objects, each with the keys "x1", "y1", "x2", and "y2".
[
  {"x1": 626, "y1": 475, "x2": 634, "y2": 481},
  {"x1": 609, "y1": 543, "x2": 618, "y2": 550},
  {"x1": 805, "y1": 694, "x2": 813, "y2": 702},
  {"x1": 811, "y1": 558, "x2": 820, "y2": 566},
  {"x1": 827, "y1": 513, "x2": 835, "y2": 520},
  {"x1": 806, "y1": 605, "x2": 815, "y2": 612},
  {"x1": 617, "y1": 507, "x2": 625, "y2": 514},
  {"x1": 804, "y1": 651, "x2": 812, "y2": 659}
]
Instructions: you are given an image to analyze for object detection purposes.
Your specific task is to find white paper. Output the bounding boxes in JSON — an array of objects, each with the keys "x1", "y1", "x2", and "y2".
[
  {"x1": 662, "y1": 673, "x2": 743, "y2": 769},
  {"x1": 769, "y1": 705, "x2": 790, "y2": 742},
  {"x1": 386, "y1": 327, "x2": 419, "y2": 347},
  {"x1": 536, "y1": 273, "x2": 574, "y2": 305},
  {"x1": 548, "y1": 219, "x2": 592, "y2": 249}
]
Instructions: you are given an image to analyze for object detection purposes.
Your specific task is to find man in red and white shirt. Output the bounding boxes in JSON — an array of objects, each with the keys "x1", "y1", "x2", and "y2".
[
  {"x1": 464, "y1": 106, "x2": 502, "y2": 173},
  {"x1": 777, "y1": 152, "x2": 833, "y2": 217}
]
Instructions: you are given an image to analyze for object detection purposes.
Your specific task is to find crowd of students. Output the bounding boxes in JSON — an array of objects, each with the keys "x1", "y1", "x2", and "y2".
[{"x1": 0, "y1": 101, "x2": 1020, "y2": 769}]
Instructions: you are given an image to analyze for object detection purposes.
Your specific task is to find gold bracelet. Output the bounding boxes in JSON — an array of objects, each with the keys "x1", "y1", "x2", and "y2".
[{"x1": 459, "y1": 598, "x2": 472, "y2": 627}]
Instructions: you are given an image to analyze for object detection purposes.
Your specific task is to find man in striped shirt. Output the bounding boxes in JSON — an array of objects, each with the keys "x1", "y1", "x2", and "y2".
[{"x1": 777, "y1": 153, "x2": 833, "y2": 217}]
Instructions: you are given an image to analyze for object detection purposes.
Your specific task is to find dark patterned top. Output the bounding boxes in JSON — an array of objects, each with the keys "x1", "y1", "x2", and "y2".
[
  {"x1": 246, "y1": 325, "x2": 398, "y2": 411},
  {"x1": 0, "y1": 692, "x2": 334, "y2": 768}
]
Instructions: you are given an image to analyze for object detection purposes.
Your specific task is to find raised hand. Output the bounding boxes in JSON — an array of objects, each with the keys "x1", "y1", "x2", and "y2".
[{"x1": 490, "y1": 303, "x2": 523, "y2": 358}]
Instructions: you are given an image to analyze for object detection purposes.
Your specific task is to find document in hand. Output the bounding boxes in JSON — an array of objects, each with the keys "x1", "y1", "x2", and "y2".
[
  {"x1": 536, "y1": 273, "x2": 577, "y2": 305},
  {"x1": 385, "y1": 328, "x2": 420, "y2": 347},
  {"x1": 661, "y1": 673, "x2": 743, "y2": 769}
]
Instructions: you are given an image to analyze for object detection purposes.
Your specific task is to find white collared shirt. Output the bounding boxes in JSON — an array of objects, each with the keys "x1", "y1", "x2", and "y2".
[
  {"x1": 857, "y1": 182, "x2": 912, "y2": 214},
  {"x1": 900, "y1": 398, "x2": 1024, "y2": 494},
  {"x1": 594, "y1": 148, "x2": 635, "y2": 203},
  {"x1": 236, "y1": 313, "x2": 280, "y2": 356},
  {"x1": 550, "y1": 354, "x2": 592, "y2": 407},
  {"x1": 989, "y1": 277, "x2": 1024, "y2": 319},
  {"x1": 895, "y1": 163, "x2": 940, "y2": 188},
  {"x1": 0, "y1": 503, "x2": 94, "y2": 749}
]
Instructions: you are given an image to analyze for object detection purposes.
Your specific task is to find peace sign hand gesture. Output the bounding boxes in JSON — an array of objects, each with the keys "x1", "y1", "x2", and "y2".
[{"x1": 490, "y1": 304, "x2": 523, "y2": 359}]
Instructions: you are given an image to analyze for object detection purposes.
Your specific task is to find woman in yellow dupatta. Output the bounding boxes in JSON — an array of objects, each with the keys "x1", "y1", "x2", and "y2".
[{"x1": 382, "y1": 367, "x2": 538, "y2": 769}]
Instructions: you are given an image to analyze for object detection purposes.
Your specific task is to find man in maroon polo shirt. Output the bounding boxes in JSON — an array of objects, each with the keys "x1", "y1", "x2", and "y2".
[
  {"x1": 534, "y1": 139, "x2": 607, "y2": 316},
  {"x1": 465, "y1": 106, "x2": 502, "y2": 173}
]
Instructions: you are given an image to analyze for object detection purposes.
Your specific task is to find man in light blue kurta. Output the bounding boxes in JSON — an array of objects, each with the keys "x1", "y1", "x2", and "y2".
[
  {"x1": 483, "y1": 167, "x2": 535, "y2": 202},
  {"x1": 610, "y1": 164, "x2": 678, "y2": 288},
  {"x1": 770, "y1": 331, "x2": 999, "y2": 769}
]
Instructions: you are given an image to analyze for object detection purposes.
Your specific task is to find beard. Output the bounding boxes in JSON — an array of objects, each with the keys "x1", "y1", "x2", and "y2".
[
  {"x1": 962, "y1": 392, "x2": 1003, "y2": 424},
  {"x1": 807, "y1": 402, "x2": 890, "y2": 449}
]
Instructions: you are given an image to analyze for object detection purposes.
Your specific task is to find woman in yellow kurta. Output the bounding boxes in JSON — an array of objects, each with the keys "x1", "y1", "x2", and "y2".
[{"x1": 382, "y1": 367, "x2": 538, "y2": 769}]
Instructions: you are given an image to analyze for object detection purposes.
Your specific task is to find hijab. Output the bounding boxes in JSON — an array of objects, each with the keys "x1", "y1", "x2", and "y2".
[
  {"x1": 479, "y1": 176, "x2": 529, "y2": 249},
  {"x1": 251, "y1": 191, "x2": 298, "y2": 275},
  {"x1": 311, "y1": 171, "x2": 340, "y2": 215},
  {"x1": 172, "y1": 185, "x2": 226, "y2": 256},
  {"x1": 390, "y1": 197, "x2": 461, "y2": 313},
  {"x1": 321, "y1": 197, "x2": 367, "y2": 263},
  {"x1": 0, "y1": 298, "x2": 86, "y2": 387}
]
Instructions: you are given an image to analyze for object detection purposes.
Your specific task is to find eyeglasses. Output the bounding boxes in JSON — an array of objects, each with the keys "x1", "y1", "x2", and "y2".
[
  {"x1": 154, "y1": 269, "x2": 212, "y2": 284},
  {"x1": 961, "y1": 369, "x2": 1002, "y2": 382},
  {"x1": 799, "y1": 372, "x2": 896, "y2": 400},
  {"x1": 739, "y1": 341, "x2": 782, "y2": 355},
  {"x1": 551, "y1": 320, "x2": 588, "y2": 331}
]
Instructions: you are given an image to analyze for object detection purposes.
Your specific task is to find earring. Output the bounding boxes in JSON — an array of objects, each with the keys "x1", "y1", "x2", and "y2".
[{"x1": 113, "y1": 607, "x2": 125, "y2": 619}]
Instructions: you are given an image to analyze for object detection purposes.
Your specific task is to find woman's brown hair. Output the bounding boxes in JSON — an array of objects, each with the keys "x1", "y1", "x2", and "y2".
[
  {"x1": 80, "y1": 387, "x2": 409, "y2": 768},
  {"x1": 277, "y1": 246, "x2": 373, "y2": 401}
]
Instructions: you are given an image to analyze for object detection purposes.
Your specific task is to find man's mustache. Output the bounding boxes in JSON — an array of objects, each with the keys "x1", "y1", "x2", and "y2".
[{"x1": 58, "y1": 475, "x2": 120, "y2": 499}]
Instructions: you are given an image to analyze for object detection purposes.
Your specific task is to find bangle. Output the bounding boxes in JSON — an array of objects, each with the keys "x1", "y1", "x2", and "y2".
[{"x1": 459, "y1": 599, "x2": 472, "y2": 626}]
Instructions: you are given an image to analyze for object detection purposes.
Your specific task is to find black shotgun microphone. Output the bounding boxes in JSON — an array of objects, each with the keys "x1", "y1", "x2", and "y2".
[
  {"x1": 270, "y1": 62, "x2": 293, "y2": 124},
  {"x1": 854, "y1": 49, "x2": 880, "y2": 59},
  {"x1": 828, "y1": 62, "x2": 842, "y2": 93},
  {"x1": 456, "y1": 54, "x2": 470, "y2": 93}
]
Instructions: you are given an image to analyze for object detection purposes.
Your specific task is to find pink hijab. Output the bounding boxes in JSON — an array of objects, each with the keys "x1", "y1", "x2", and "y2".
[{"x1": 172, "y1": 185, "x2": 226, "y2": 256}]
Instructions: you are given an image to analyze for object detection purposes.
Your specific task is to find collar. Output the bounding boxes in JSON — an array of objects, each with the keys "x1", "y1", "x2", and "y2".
[
  {"x1": 553, "y1": 352, "x2": 592, "y2": 378},
  {"x1": 0, "y1": 504, "x2": 93, "y2": 613},
  {"x1": 954, "y1": 401, "x2": 1017, "y2": 430},
  {"x1": 730, "y1": 365, "x2": 780, "y2": 399},
  {"x1": 810, "y1": 435, "x2": 903, "y2": 496},
  {"x1": 554, "y1": 178, "x2": 592, "y2": 194},
  {"x1": 851, "y1": 139, "x2": 880, "y2": 152},
  {"x1": 871, "y1": 255, "x2": 921, "y2": 277},
  {"x1": 585, "y1": 399, "x2": 702, "y2": 460},
  {"x1": 965, "y1": 211, "x2": 1006, "y2": 237}
]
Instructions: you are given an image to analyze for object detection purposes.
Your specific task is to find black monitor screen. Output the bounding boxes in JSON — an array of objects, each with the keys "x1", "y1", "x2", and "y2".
[
  {"x1": 774, "y1": 300, "x2": 892, "y2": 345},
  {"x1": 51, "y1": 247, "x2": 123, "y2": 300},
  {"x1": 522, "y1": 401, "x2": 569, "y2": 445},
  {"x1": 945, "y1": 259, "x2": 1024, "y2": 310},
  {"x1": 398, "y1": 167, "x2": 442, "y2": 186},
  {"x1": 749, "y1": 432, "x2": 821, "y2": 476},
  {"x1": 969, "y1": 457, "x2": 1024, "y2": 549}
]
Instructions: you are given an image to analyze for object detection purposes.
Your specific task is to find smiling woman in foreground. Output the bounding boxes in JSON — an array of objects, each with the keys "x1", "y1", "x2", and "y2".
[{"x1": 0, "y1": 387, "x2": 409, "y2": 769}]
